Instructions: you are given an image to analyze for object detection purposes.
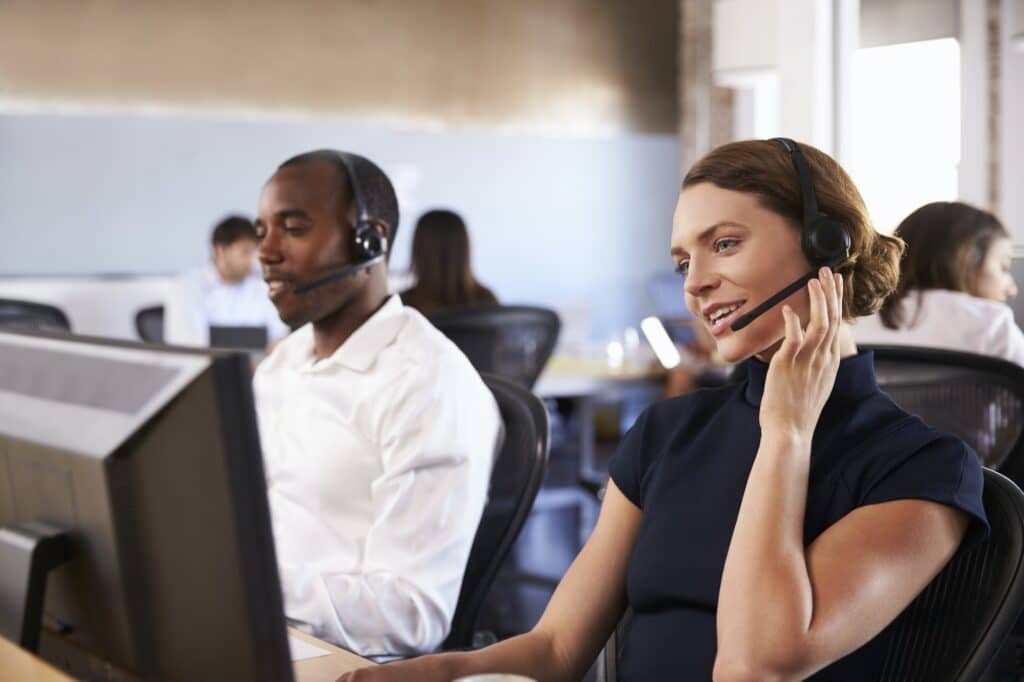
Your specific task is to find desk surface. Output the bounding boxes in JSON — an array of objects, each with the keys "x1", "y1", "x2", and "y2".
[
  {"x1": 0, "y1": 636, "x2": 72, "y2": 682},
  {"x1": 0, "y1": 628, "x2": 375, "y2": 682},
  {"x1": 535, "y1": 355, "x2": 664, "y2": 397},
  {"x1": 291, "y1": 627, "x2": 376, "y2": 681}
]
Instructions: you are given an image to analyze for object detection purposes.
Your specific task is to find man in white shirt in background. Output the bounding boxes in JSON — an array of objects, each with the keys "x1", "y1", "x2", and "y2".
[
  {"x1": 164, "y1": 215, "x2": 289, "y2": 347},
  {"x1": 252, "y1": 149, "x2": 501, "y2": 657}
]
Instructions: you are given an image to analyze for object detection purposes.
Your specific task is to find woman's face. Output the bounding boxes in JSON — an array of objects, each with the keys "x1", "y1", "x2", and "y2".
[
  {"x1": 671, "y1": 183, "x2": 813, "y2": 363},
  {"x1": 974, "y1": 236, "x2": 1017, "y2": 302}
]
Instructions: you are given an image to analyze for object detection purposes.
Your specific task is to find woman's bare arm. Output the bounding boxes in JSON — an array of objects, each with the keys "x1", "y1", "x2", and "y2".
[{"x1": 338, "y1": 479, "x2": 643, "y2": 682}]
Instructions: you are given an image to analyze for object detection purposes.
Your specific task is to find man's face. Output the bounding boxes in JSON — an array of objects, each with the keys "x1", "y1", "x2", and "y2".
[
  {"x1": 214, "y1": 238, "x2": 258, "y2": 283},
  {"x1": 256, "y1": 161, "x2": 358, "y2": 327}
]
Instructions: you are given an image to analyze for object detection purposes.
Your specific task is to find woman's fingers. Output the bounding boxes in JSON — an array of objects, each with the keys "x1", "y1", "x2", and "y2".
[
  {"x1": 821, "y1": 268, "x2": 840, "y2": 347},
  {"x1": 804, "y1": 275, "x2": 828, "y2": 352},
  {"x1": 780, "y1": 304, "x2": 803, "y2": 360},
  {"x1": 830, "y1": 272, "x2": 843, "y2": 355}
]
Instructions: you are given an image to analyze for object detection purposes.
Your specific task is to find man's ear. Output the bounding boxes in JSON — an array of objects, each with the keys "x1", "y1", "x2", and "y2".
[{"x1": 368, "y1": 218, "x2": 391, "y2": 244}]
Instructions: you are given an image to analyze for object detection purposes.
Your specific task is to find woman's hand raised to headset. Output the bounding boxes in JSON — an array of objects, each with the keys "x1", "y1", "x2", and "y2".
[{"x1": 758, "y1": 267, "x2": 843, "y2": 443}]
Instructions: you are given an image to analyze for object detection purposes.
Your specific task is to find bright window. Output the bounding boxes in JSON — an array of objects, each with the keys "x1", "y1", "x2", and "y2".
[{"x1": 849, "y1": 38, "x2": 961, "y2": 234}]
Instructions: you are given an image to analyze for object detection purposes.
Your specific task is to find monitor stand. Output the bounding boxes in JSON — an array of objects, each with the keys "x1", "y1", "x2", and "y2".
[{"x1": 0, "y1": 521, "x2": 72, "y2": 652}]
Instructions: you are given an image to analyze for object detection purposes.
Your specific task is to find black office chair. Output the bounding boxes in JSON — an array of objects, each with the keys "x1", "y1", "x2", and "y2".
[
  {"x1": 442, "y1": 373, "x2": 550, "y2": 650},
  {"x1": 598, "y1": 468, "x2": 1024, "y2": 681},
  {"x1": 864, "y1": 345, "x2": 1024, "y2": 485},
  {"x1": 0, "y1": 298, "x2": 70, "y2": 333},
  {"x1": 135, "y1": 305, "x2": 165, "y2": 343},
  {"x1": 429, "y1": 305, "x2": 561, "y2": 390}
]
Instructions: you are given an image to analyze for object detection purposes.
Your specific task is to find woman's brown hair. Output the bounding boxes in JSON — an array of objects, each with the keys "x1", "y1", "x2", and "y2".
[
  {"x1": 682, "y1": 139, "x2": 904, "y2": 320},
  {"x1": 402, "y1": 209, "x2": 497, "y2": 316},
  {"x1": 878, "y1": 201, "x2": 1009, "y2": 329}
]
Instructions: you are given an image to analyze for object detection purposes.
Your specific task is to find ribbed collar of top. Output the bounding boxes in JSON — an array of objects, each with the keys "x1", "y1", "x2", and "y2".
[
  {"x1": 742, "y1": 350, "x2": 878, "y2": 409},
  {"x1": 294, "y1": 294, "x2": 407, "y2": 374}
]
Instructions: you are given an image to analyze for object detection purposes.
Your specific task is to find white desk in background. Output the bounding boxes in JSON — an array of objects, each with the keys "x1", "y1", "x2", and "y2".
[{"x1": 534, "y1": 355, "x2": 664, "y2": 399}]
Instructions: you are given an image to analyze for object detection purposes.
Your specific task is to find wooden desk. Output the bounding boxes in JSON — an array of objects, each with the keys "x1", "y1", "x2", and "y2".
[
  {"x1": 291, "y1": 627, "x2": 376, "y2": 681},
  {"x1": 0, "y1": 628, "x2": 375, "y2": 682},
  {"x1": 0, "y1": 636, "x2": 73, "y2": 682}
]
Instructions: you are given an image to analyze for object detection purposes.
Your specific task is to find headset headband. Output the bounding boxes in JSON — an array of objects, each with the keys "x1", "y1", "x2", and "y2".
[{"x1": 773, "y1": 137, "x2": 819, "y2": 228}]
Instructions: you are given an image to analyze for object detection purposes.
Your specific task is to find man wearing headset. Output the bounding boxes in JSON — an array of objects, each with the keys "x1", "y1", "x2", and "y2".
[{"x1": 252, "y1": 150, "x2": 501, "y2": 657}]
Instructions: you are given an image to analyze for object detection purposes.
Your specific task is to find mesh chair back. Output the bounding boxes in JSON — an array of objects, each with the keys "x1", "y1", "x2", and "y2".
[
  {"x1": 135, "y1": 305, "x2": 165, "y2": 343},
  {"x1": 865, "y1": 346, "x2": 1024, "y2": 482},
  {"x1": 429, "y1": 305, "x2": 560, "y2": 390},
  {"x1": 0, "y1": 298, "x2": 70, "y2": 333},
  {"x1": 443, "y1": 373, "x2": 550, "y2": 649},
  {"x1": 879, "y1": 468, "x2": 1024, "y2": 681}
]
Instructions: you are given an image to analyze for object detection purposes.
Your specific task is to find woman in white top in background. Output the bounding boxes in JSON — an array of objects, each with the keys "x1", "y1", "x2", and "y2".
[{"x1": 854, "y1": 201, "x2": 1024, "y2": 364}]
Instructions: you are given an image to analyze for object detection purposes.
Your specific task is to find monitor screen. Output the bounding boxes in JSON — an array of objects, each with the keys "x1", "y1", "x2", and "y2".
[
  {"x1": 647, "y1": 271, "x2": 696, "y2": 346},
  {"x1": 209, "y1": 325, "x2": 268, "y2": 351},
  {"x1": 0, "y1": 329, "x2": 292, "y2": 681}
]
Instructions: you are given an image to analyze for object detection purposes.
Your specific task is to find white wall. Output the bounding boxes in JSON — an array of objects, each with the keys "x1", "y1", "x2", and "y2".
[
  {"x1": 0, "y1": 112, "x2": 680, "y2": 340},
  {"x1": 1002, "y1": 0, "x2": 1024, "y2": 248}
]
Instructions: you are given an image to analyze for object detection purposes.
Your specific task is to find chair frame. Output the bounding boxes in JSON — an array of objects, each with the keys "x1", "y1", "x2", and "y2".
[
  {"x1": 428, "y1": 305, "x2": 561, "y2": 390},
  {"x1": 135, "y1": 304, "x2": 165, "y2": 343},
  {"x1": 864, "y1": 344, "x2": 1024, "y2": 485},
  {"x1": 442, "y1": 373, "x2": 550, "y2": 650},
  {"x1": 0, "y1": 298, "x2": 71, "y2": 333}
]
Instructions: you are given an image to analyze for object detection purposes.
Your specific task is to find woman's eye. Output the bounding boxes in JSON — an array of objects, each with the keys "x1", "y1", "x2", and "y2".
[
  {"x1": 675, "y1": 261, "x2": 689, "y2": 276},
  {"x1": 714, "y1": 238, "x2": 739, "y2": 253}
]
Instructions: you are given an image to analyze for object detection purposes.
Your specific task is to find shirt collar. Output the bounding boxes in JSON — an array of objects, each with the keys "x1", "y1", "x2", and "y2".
[
  {"x1": 742, "y1": 349, "x2": 878, "y2": 409},
  {"x1": 300, "y1": 295, "x2": 407, "y2": 373}
]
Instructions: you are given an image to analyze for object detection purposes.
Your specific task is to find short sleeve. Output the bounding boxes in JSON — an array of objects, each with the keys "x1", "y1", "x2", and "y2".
[
  {"x1": 983, "y1": 305, "x2": 1024, "y2": 367},
  {"x1": 860, "y1": 434, "x2": 989, "y2": 547},
  {"x1": 608, "y1": 410, "x2": 651, "y2": 509}
]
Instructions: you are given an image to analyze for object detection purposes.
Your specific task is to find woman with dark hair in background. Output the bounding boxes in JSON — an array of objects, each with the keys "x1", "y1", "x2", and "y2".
[
  {"x1": 855, "y1": 201, "x2": 1024, "y2": 364},
  {"x1": 400, "y1": 209, "x2": 498, "y2": 316}
]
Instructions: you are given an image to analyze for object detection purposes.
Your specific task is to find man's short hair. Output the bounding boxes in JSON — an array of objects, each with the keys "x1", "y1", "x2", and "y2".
[
  {"x1": 211, "y1": 215, "x2": 258, "y2": 246},
  {"x1": 278, "y1": 150, "x2": 400, "y2": 258}
]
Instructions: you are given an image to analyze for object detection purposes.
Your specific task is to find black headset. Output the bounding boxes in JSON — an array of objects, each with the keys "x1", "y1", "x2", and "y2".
[
  {"x1": 774, "y1": 137, "x2": 851, "y2": 268},
  {"x1": 336, "y1": 152, "x2": 389, "y2": 264},
  {"x1": 729, "y1": 139, "x2": 851, "y2": 331},
  {"x1": 292, "y1": 152, "x2": 389, "y2": 295}
]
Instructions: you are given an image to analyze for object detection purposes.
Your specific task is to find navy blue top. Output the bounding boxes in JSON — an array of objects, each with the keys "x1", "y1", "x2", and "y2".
[{"x1": 609, "y1": 351, "x2": 988, "y2": 681}]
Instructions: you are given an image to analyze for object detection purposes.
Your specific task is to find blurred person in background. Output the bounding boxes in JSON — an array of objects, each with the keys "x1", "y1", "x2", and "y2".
[
  {"x1": 400, "y1": 209, "x2": 498, "y2": 316},
  {"x1": 854, "y1": 201, "x2": 1023, "y2": 364},
  {"x1": 164, "y1": 215, "x2": 289, "y2": 347}
]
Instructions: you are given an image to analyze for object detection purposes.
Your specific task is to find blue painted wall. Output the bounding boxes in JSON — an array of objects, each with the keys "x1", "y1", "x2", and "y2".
[{"x1": 0, "y1": 112, "x2": 681, "y2": 339}]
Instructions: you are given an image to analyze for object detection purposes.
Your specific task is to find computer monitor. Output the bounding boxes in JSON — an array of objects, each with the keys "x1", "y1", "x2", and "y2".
[
  {"x1": 647, "y1": 270, "x2": 696, "y2": 346},
  {"x1": 209, "y1": 325, "x2": 268, "y2": 351},
  {"x1": 0, "y1": 328, "x2": 293, "y2": 681}
]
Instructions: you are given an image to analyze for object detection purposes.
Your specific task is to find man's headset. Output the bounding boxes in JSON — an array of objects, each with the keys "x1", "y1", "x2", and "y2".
[
  {"x1": 293, "y1": 152, "x2": 389, "y2": 295},
  {"x1": 729, "y1": 138, "x2": 851, "y2": 331}
]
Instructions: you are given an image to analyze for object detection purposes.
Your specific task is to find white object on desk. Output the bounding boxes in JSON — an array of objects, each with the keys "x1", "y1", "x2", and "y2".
[{"x1": 289, "y1": 634, "x2": 332, "y2": 662}]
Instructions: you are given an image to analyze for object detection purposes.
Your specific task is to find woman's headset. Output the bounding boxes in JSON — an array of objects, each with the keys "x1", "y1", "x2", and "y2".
[
  {"x1": 729, "y1": 138, "x2": 852, "y2": 331},
  {"x1": 775, "y1": 137, "x2": 851, "y2": 268}
]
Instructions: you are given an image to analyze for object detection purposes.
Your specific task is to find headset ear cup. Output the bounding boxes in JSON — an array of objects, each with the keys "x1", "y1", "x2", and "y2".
[
  {"x1": 352, "y1": 223, "x2": 384, "y2": 262},
  {"x1": 807, "y1": 217, "x2": 851, "y2": 267}
]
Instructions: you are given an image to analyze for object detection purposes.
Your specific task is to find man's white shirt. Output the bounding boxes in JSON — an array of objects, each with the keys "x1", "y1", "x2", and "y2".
[
  {"x1": 252, "y1": 295, "x2": 501, "y2": 655},
  {"x1": 164, "y1": 262, "x2": 289, "y2": 346},
  {"x1": 854, "y1": 288, "x2": 1024, "y2": 366}
]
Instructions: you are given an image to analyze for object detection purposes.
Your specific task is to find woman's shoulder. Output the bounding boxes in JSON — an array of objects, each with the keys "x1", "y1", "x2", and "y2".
[{"x1": 918, "y1": 288, "x2": 1011, "y2": 320}]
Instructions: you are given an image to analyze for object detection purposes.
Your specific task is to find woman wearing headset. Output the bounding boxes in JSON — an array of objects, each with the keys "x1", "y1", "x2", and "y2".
[
  {"x1": 339, "y1": 140, "x2": 987, "y2": 681},
  {"x1": 855, "y1": 201, "x2": 1023, "y2": 364}
]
